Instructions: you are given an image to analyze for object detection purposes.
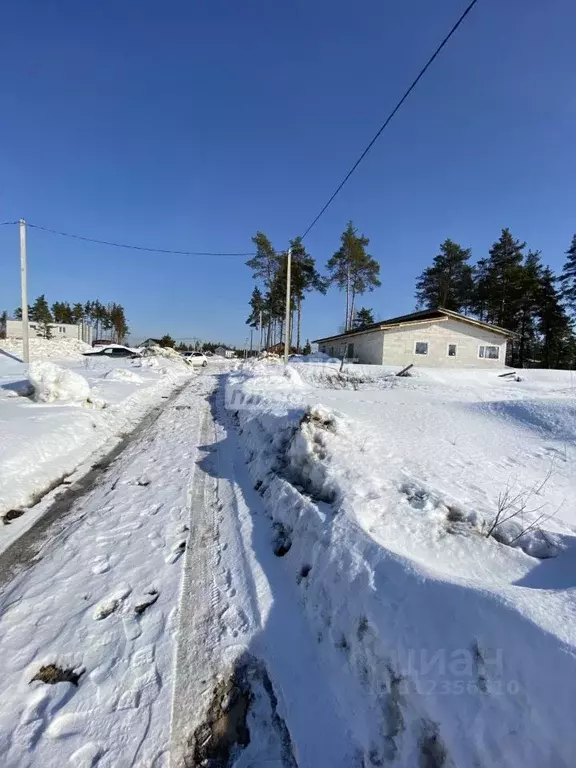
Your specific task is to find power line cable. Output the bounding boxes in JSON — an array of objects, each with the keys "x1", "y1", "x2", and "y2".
[
  {"x1": 300, "y1": 0, "x2": 480, "y2": 240},
  {"x1": 26, "y1": 222, "x2": 256, "y2": 257},
  {"x1": 0, "y1": 221, "x2": 18, "y2": 226}
]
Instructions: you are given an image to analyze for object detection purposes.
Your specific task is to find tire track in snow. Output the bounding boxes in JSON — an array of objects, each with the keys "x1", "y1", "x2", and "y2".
[
  {"x1": 0, "y1": 376, "x2": 214, "y2": 767},
  {"x1": 170, "y1": 377, "x2": 356, "y2": 767}
]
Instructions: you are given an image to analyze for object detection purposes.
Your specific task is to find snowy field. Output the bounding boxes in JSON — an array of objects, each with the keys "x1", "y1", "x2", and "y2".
[
  {"x1": 225, "y1": 360, "x2": 576, "y2": 767},
  {"x1": 0, "y1": 340, "x2": 194, "y2": 550}
]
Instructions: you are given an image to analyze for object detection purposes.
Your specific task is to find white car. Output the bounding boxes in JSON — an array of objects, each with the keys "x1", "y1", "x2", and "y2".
[{"x1": 182, "y1": 351, "x2": 208, "y2": 367}]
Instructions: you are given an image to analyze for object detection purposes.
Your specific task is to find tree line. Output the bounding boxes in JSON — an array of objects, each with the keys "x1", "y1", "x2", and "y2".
[
  {"x1": 11, "y1": 296, "x2": 129, "y2": 342},
  {"x1": 245, "y1": 221, "x2": 381, "y2": 351},
  {"x1": 415, "y1": 229, "x2": 576, "y2": 368},
  {"x1": 157, "y1": 335, "x2": 237, "y2": 353}
]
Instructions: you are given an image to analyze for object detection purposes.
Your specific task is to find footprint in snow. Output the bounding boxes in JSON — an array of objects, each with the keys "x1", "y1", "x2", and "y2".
[
  {"x1": 134, "y1": 589, "x2": 159, "y2": 615},
  {"x1": 93, "y1": 584, "x2": 132, "y2": 620},
  {"x1": 166, "y1": 541, "x2": 186, "y2": 564},
  {"x1": 91, "y1": 555, "x2": 110, "y2": 575}
]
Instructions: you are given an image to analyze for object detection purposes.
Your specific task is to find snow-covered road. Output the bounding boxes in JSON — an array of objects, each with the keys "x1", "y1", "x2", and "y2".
[
  {"x1": 0, "y1": 374, "x2": 213, "y2": 767},
  {"x1": 0, "y1": 369, "x2": 353, "y2": 767}
]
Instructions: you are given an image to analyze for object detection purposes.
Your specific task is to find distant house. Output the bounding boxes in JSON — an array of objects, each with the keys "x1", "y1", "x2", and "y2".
[
  {"x1": 138, "y1": 338, "x2": 162, "y2": 349},
  {"x1": 6, "y1": 320, "x2": 93, "y2": 345},
  {"x1": 215, "y1": 346, "x2": 234, "y2": 358},
  {"x1": 313, "y1": 308, "x2": 513, "y2": 368},
  {"x1": 265, "y1": 343, "x2": 297, "y2": 356}
]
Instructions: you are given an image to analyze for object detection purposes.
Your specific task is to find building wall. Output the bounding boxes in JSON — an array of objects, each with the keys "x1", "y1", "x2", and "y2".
[
  {"x1": 6, "y1": 320, "x2": 93, "y2": 345},
  {"x1": 381, "y1": 319, "x2": 507, "y2": 367},
  {"x1": 319, "y1": 330, "x2": 385, "y2": 364}
]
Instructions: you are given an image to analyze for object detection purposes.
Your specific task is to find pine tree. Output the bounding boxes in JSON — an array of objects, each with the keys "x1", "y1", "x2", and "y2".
[
  {"x1": 109, "y1": 304, "x2": 128, "y2": 343},
  {"x1": 289, "y1": 237, "x2": 327, "y2": 351},
  {"x1": 0, "y1": 310, "x2": 7, "y2": 339},
  {"x1": 246, "y1": 232, "x2": 281, "y2": 347},
  {"x1": 472, "y1": 229, "x2": 526, "y2": 329},
  {"x1": 513, "y1": 251, "x2": 543, "y2": 367},
  {"x1": 246, "y1": 287, "x2": 267, "y2": 350},
  {"x1": 52, "y1": 301, "x2": 74, "y2": 324},
  {"x1": 51, "y1": 301, "x2": 63, "y2": 323},
  {"x1": 326, "y1": 222, "x2": 381, "y2": 331},
  {"x1": 302, "y1": 339, "x2": 312, "y2": 355},
  {"x1": 352, "y1": 307, "x2": 375, "y2": 329},
  {"x1": 414, "y1": 239, "x2": 473, "y2": 312},
  {"x1": 159, "y1": 334, "x2": 175, "y2": 348},
  {"x1": 30, "y1": 295, "x2": 53, "y2": 338},
  {"x1": 559, "y1": 234, "x2": 576, "y2": 316},
  {"x1": 71, "y1": 303, "x2": 85, "y2": 323},
  {"x1": 537, "y1": 268, "x2": 574, "y2": 368}
]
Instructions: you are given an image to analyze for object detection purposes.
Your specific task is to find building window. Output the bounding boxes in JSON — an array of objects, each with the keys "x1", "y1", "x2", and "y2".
[
  {"x1": 478, "y1": 345, "x2": 499, "y2": 360},
  {"x1": 414, "y1": 341, "x2": 428, "y2": 355},
  {"x1": 347, "y1": 343, "x2": 354, "y2": 359},
  {"x1": 447, "y1": 344, "x2": 457, "y2": 357}
]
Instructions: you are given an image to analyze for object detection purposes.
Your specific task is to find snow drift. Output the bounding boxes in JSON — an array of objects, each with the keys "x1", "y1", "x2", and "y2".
[
  {"x1": 226, "y1": 361, "x2": 576, "y2": 768},
  {"x1": 0, "y1": 337, "x2": 91, "y2": 361},
  {"x1": 29, "y1": 362, "x2": 91, "y2": 404}
]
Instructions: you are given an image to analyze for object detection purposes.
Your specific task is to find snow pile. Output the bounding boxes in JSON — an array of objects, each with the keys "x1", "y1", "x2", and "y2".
[
  {"x1": 28, "y1": 362, "x2": 90, "y2": 404},
  {"x1": 290, "y1": 351, "x2": 340, "y2": 363},
  {"x1": 226, "y1": 364, "x2": 576, "y2": 767},
  {"x1": 0, "y1": 354, "x2": 194, "y2": 536},
  {"x1": 0, "y1": 337, "x2": 91, "y2": 361},
  {"x1": 104, "y1": 368, "x2": 144, "y2": 383},
  {"x1": 142, "y1": 344, "x2": 190, "y2": 366},
  {"x1": 292, "y1": 362, "x2": 393, "y2": 390},
  {"x1": 132, "y1": 356, "x2": 161, "y2": 370},
  {"x1": 257, "y1": 351, "x2": 281, "y2": 361}
]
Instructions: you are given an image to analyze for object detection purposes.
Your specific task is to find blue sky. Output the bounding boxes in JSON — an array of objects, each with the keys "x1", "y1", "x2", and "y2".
[{"x1": 1, "y1": 0, "x2": 575, "y2": 346}]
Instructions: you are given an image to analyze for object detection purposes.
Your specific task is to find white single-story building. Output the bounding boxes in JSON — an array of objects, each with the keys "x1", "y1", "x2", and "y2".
[
  {"x1": 215, "y1": 346, "x2": 235, "y2": 358},
  {"x1": 5, "y1": 320, "x2": 93, "y2": 345},
  {"x1": 313, "y1": 308, "x2": 513, "y2": 368}
]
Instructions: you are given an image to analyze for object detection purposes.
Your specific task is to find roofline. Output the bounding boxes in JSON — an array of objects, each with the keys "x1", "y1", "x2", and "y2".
[{"x1": 312, "y1": 308, "x2": 514, "y2": 344}]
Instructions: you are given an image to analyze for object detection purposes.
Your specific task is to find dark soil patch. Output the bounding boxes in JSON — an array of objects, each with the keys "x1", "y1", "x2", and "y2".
[
  {"x1": 301, "y1": 409, "x2": 336, "y2": 432},
  {"x1": 419, "y1": 722, "x2": 448, "y2": 768},
  {"x1": 273, "y1": 523, "x2": 292, "y2": 557},
  {"x1": 297, "y1": 564, "x2": 311, "y2": 583},
  {"x1": 2, "y1": 509, "x2": 25, "y2": 525},
  {"x1": 30, "y1": 664, "x2": 83, "y2": 687},
  {"x1": 189, "y1": 657, "x2": 296, "y2": 768},
  {"x1": 192, "y1": 668, "x2": 252, "y2": 766}
]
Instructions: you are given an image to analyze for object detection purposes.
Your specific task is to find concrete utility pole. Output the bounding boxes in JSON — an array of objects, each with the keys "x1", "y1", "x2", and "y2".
[
  {"x1": 284, "y1": 247, "x2": 292, "y2": 365},
  {"x1": 19, "y1": 219, "x2": 29, "y2": 364}
]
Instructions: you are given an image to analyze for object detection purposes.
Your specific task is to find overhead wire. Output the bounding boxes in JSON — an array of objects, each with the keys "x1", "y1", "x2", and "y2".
[
  {"x1": 23, "y1": 222, "x2": 256, "y2": 257},
  {"x1": 300, "y1": 0, "x2": 480, "y2": 240}
]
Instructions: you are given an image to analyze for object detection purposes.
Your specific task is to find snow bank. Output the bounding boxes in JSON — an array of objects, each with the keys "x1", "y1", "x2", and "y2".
[
  {"x1": 103, "y1": 368, "x2": 144, "y2": 383},
  {"x1": 142, "y1": 344, "x2": 191, "y2": 366},
  {"x1": 28, "y1": 362, "x2": 90, "y2": 404},
  {"x1": 0, "y1": 355, "x2": 194, "y2": 540},
  {"x1": 226, "y1": 364, "x2": 576, "y2": 767},
  {"x1": 0, "y1": 337, "x2": 91, "y2": 360}
]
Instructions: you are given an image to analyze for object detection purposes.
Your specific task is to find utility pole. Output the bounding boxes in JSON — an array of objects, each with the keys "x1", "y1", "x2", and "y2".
[
  {"x1": 284, "y1": 247, "x2": 292, "y2": 364},
  {"x1": 19, "y1": 219, "x2": 29, "y2": 364}
]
